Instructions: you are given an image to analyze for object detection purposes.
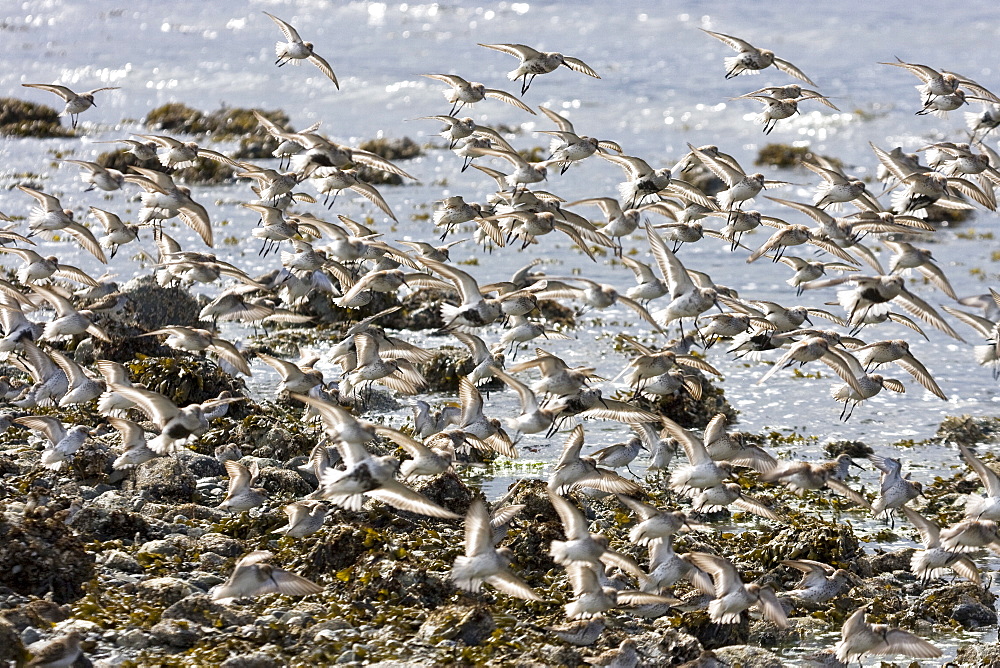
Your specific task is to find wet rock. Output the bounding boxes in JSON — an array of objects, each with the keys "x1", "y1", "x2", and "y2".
[
  {"x1": 681, "y1": 609, "x2": 749, "y2": 650},
  {"x1": 221, "y1": 651, "x2": 283, "y2": 668},
  {"x1": 118, "y1": 275, "x2": 203, "y2": 331},
  {"x1": 956, "y1": 642, "x2": 1000, "y2": 667},
  {"x1": 632, "y1": 624, "x2": 704, "y2": 665},
  {"x1": 412, "y1": 471, "x2": 474, "y2": 517},
  {"x1": 417, "y1": 604, "x2": 494, "y2": 645},
  {"x1": 911, "y1": 581, "x2": 997, "y2": 629},
  {"x1": 161, "y1": 593, "x2": 254, "y2": 628},
  {"x1": 936, "y1": 415, "x2": 1000, "y2": 447},
  {"x1": 257, "y1": 466, "x2": 314, "y2": 499},
  {"x1": 0, "y1": 618, "x2": 25, "y2": 664},
  {"x1": 865, "y1": 548, "x2": 914, "y2": 576},
  {"x1": 137, "y1": 577, "x2": 197, "y2": 608},
  {"x1": 126, "y1": 458, "x2": 196, "y2": 503},
  {"x1": 176, "y1": 451, "x2": 226, "y2": 479},
  {"x1": 713, "y1": 644, "x2": 784, "y2": 668},
  {"x1": 149, "y1": 619, "x2": 201, "y2": 649},
  {"x1": 101, "y1": 550, "x2": 143, "y2": 574},
  {"x1": 0, "y1": 97, "x2": 72, "y2": 137},
  {"x1": 70, "y1": 505, "x2": 150, "y2": 542},
  {"x1": 198, "y1": 533, "x2": 245, "y2": 558},
  {"x1": 0, "y1": 507, "x2": 95, "y2": 603},
  {"x1": 116, "y1": 627, "x2": 152, "y2": 650},
  {"x1": 248, "y1": 426, "x2": 314, "y2": 462}
]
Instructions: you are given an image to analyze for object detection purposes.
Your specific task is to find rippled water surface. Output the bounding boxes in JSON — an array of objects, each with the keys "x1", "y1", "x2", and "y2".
[{"x1": 4, "y1": 1, "x2": 1000, "y2": 663}]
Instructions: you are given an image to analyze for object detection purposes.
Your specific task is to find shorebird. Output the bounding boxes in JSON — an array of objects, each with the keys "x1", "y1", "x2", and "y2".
[
  {"x1": 274, "y1": 500, "x2": 328, "y2": 539},
  {"x1": 21, "y1": 82, "x2": 118, "y2": 128},
  {"x1": 264, "y1": 11, "x2": 339, "y2": 87},
  {"x1": 958, "y1": 443, "x2": 1000, "y2": 520},
  {"x1": 25, "y1": 630, "x2": 84, "y2": 668},
  {"x1": 780, "y1": 559, "x2": 852, "y2": 603},
  {"x1": 219, "y1": 460, "x2": 266, "y2": 513},
  {"x1": 422, "y1": 73, "x2": 535, "y2": 116},
  {"x1": 451, "y1": 498, "x2": 541, "y2": 600},
  {"x1": 212, "y1": 550, "x2": 322, "y2": 603},
  {"x1": 548, "y1": 426, "x2": 642, "y2": 496},
  {"x1": 869, "y1": 455, "x2": 922, "y2": 525},
  {"x1": 108, "y1": 417, "x2": 157, "y2": 470},
  {"x1": 537, "y1": 106, "x2": 621, "y2": 173},
  {"x1": 478, "y1": 43, "x2": 600, "y2": 94},
  {"x1": 701, "y1": 29, "x2": 815, "y2": 84},
  {"x1": 687, "y1": 552, "x2": 788, "y2": 627},
  {"x1": 834, "y1": 604, "x2": 941, "y2": 664},
  {"x1": 901, "y1": 507, "x2": 981, "y2": 585},
  {"x1": 563, "y1": 562, "x2": 677, "y2": 620},
  {"x1": 14, "y1": 416, "x2": 91, "y2": 471}
]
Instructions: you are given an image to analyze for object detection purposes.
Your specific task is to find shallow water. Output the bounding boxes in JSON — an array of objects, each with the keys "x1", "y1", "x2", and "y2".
[{"x1": 4, "y1": 1, "x2": 1000, "y2": 663}]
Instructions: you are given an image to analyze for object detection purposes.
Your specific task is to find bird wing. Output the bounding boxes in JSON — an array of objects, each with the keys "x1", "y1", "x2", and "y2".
[
  {"x1": 308, "y1": 54, "x2": 340, "y2": 88},
  {"x1": 108, "y1": 385, "x2": 180, "y2": 426},
  {"x1": 464, "y1": 498, "x2": 494, "y2": 557},
  {"x1": 772, "y1": 57, "x2": 816, "y2": 86},
  {"x1": 263, "y1": 11, "x2": 302, "y2": 42},
  {"x1": 367, "y1": 479, "x2": 460, "y2": 519}
]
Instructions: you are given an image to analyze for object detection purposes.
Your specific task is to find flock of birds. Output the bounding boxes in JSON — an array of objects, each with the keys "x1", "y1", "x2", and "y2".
[{"x1": 9, "y1": 12, "x2": 1000, "y2": 667}]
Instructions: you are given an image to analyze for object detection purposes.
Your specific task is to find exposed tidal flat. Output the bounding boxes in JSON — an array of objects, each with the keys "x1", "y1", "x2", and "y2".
[{"x1": 4, "y1": 1, "x2": 1000, "y2": 666}]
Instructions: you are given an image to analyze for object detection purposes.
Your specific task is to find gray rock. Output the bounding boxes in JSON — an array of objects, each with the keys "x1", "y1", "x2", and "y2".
[
  {"x1": 198, "y1": 533, "x2": 245, "y2": 558},
  {"x1": 220, "y1": 652, "x2": 282, "y2": 668},
  {"x1": 956, "y1": 642, "x2": 1000, "y2": 667},
  {"x1": 713, "y1": 645, "x2": 785, "y2": 668},
  {"x1": 161, "y1": 594, "x2": 253, "y2": 628},
  {"x1": 418, "y1": 604, "x2": 494, "y2": 646},
  {"x1": 149, "y1": 619, "x2": 200, "y2": 649},
  {"x1": 136, "y1": 577, "x2": 196, "y2": 608},
  {"x1": 100, "y1": 550, "x2": 143, "y2": 575},
  {"x1": 126, "y1": 458, "x2": 197, "y2": 503},
  {"x1": 116, "y1": 627, "x2": 151, "y2": 650},
  {"x1": 256, "y1": 466, "x2": 313, "y2": 498}
]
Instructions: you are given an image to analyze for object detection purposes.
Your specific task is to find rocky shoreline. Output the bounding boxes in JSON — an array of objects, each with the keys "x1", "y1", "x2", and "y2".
[{"x1": 0, "y1": 276, "x2": 999, "y2": 667}]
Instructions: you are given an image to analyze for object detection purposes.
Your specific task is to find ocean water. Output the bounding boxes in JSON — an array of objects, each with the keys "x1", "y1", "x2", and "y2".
[{"x1": 3, "y1": 1, "x2": 1000, "y2": 662}]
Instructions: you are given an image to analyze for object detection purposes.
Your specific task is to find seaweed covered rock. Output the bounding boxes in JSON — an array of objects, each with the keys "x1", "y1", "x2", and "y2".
[
  {"x1": 145, "y1": 102, "x2": 208, "y2": 134},
  {"x1": 632, "y1": 370, "x2": 736, "y2": 429},
  {"x1": 910, "y1": 581, "x2": 997, "y2": 629},
  {"x1": 411, "y1": 471, "x2": 475, "y2": 517},
  {"x1": 125, "y1": 457, "x2": 197, "y2": 503},
  {"x1": 0, "y1": 505, "x2": 95, "y2": 603},
  {"x1": 126, "y1": 354, "x2": 246, "y2": 408},
  {"x1": 713, "y1": 644, "x2": 785, "y2": 667},
  {"x1": 70, "y1": 505, "x2": 151, "y2": 542},
  {"x1": 418, "y1": 604, "x2": 495, "y2": 645},
  {"x1": 0, "y1": 97, "x2": 72, "y2": 137},
  {"x1": 754, "y1": 143, "x2": 814, "y2": 168},
  {"x1": 118, "y1": 275, "x2": 203, "y2": 331},
  {"x1": 0, "y1": 618, "x2": 25, "y2": 665},
  {"x1": 355, "y1": 137, "x2": 423, "y2": 185},
  {"x1": 936, "y1": 414, "x2": 1000, "y2": 447}
]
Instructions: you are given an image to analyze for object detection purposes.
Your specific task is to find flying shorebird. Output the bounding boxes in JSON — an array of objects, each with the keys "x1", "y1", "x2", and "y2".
[
  {"x1": 701, "y1": 29, "x2": 815, "y2": 85},
  {"x1": 451, "y1": 498, "x2": 541, "y2": 600},
  {"x1": 21, "y1": 83, "x2": 119, "y2": 128},
  {"x1": 263, "y1": 11, "x2": 339, "y2": 88},
  {"x1": 422, "y1": 73, "x2": 535, "y2": 116},
  {"x1": 212, "y1": 550, "x2": 322, "y2": 603},
  {"x1": 478, "y1": 43, "x2": 600, "y2": 95},
  {"x1": 834, "y1": 604, "x2": 941, "y2": 665}
]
